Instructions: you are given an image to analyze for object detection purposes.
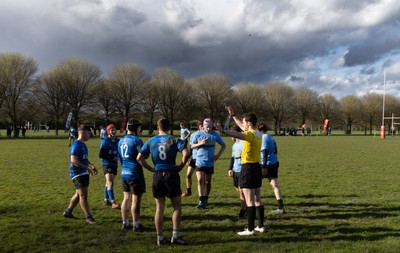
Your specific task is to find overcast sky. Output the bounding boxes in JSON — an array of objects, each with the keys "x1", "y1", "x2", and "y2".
[{"x1": 1, "y1": 0, "x2": 400, "y2": 99}]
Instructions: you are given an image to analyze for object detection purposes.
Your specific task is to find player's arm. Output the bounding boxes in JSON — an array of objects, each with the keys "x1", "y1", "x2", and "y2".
[
  {"x1": 215, "y1": 124, "x2": 246, "y2": 140},
  {"x1": 136, "y1": 153, "x2": 155, "y2": 173},
  {"x1": 191, "y1": 139, "x2": 206, "y2": 149},
  {"x1": 228, "y1": 156, "x2": 234, "y2": 177},
  {"x1": 260, "y1": 148, "x2": 268, "y2": 176},
  {"x1": 214, "y1": 142, "x2": 226, "y2": 161},
  {"x1": 176, "y1": 147, "x2": 189, "y2": 172},
  {"x1": 225, "y1": 105, "x2": 245, "y2": 131},
  {"x1": 71, "y1": 155, "x2": 98, "y2": 175}
]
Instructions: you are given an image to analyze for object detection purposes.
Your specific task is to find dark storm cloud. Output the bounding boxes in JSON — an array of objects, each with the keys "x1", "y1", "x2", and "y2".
[
  {"x1": 1, "y1": 0, "x2": 400, "y2": 98},
  {"x1": 343, "y1": 24, "x2": 400, "y2": 67}
]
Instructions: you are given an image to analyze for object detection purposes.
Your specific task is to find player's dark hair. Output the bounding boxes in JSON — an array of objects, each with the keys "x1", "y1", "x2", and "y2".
[
  {"x1": 157, "y1": 118, "x2": 171, "y2": 132},
  {"x1": 256, "y1": 122, "x2": 268, "y2": 133},
  {"x1": 243, "y1": 112, "x2": 258, "y2": 126},
  {"x1": 127, "y1": 119, "x2": 141, "y2": 134}
]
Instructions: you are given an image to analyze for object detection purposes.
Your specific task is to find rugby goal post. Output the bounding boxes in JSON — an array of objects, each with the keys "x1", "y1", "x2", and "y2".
[{"x1": 383, "y1": 113, "x2": 400, "y2": 136}]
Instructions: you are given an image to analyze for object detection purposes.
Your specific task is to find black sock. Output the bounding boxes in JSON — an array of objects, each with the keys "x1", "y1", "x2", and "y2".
[
  {"x1": 277, "y1": 199, "x2": 284, "y2": 210},
  {"x1": 256, "y1": 205, "x2": 264, "y2": 227},
  {"x1": 247, "y1": 206, "x2": 256, "y2": 231},
  {"x1": 187, "y1": 188, "x2": 191, "y2": 194}
]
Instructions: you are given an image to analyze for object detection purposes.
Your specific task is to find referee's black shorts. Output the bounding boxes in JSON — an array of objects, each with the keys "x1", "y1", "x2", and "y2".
[{"x1": 240, "y1": 163, "x2": 262, "y2": 189}]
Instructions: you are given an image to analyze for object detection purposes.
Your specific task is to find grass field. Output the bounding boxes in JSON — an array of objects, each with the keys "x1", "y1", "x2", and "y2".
[{"x1": 1, "y1": 132, "x2": 400, "y2": 253}]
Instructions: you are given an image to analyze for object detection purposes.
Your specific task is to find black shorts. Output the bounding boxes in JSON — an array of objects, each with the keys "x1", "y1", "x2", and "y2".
[
  {"x1": 196, "y1": 166, "x2": 214, "y2": 175},
  {"x1": 152, "y1": 170, "x2": 182, "y2": 199},
  {"x1": 122, "y1": 177, "x2": 146, "y2": 195},
  {"x1": 240, "y1": 163, "x2": 262, "y2": 189},
  {"x1": 72, "y1": 175, "x2": 90, "y2": 189},
  {"x1": 263, "y1": 162, "x2": 279, "y2": 179},
  {"x1": 233, "y1": 171, "x2": 241, "y2": 188},
  {"x1": 189, "y1": 158, "x2": 196, "y2": 167},
  {"x1": 103, "y1": 166, "x2": 118, "y2": 175}
]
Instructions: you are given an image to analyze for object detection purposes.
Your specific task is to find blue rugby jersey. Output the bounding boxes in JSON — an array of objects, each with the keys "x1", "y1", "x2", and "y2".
[
  {"x1": 69, "y1": 141, "x2": 89, "y2": 179},
  {"x1": 260, "y1": 133, "x2": 279, "y2": 166},
  {"x1": 140, "y1": 135, "x2": 186, "y2": 171},
  {"x1": 191, "y1": 130, "x2": 225, "y2": 168},
  {"x1": 118, "y1": 135, "x2": 144, "y2": 181},
  {"x1": 99, "y1": 137, "x2": 120, "y2": 168},
  {"x1": 232, "y1": 140, "x2": 243, "y2": 173}
]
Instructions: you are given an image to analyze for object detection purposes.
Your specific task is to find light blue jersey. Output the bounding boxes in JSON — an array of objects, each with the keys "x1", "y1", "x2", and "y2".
[
  {"x1": 118, "y1": 135, "x2": 144, "y2": 181},
  {"x1": 140, "y1": 135, "x2": 186, "y2": 171},
  {"x1": 180, "y1": 127, "x2": 190, "y2": 140},
  {"x1": 260, "y1": 133, "x2": 278, "y2": 165},
  {"x1": 69, "y1": 141, "x2": 89, "y2": 179},
  {"x1": 100, "y1": 128, "x2": 107, "y2": 139},
  {"x1": 192, "y1": 130, "x2": 225, "y2": 167},
  {"x1": 189, "y1": 131, "x2": 200, "y2": 159},
  {"x1": 232, "y1": 140, "x2": 243, "y2": 173},
  {"x1": 70, "y1": 128, "x2": 77, "y2": 138}
]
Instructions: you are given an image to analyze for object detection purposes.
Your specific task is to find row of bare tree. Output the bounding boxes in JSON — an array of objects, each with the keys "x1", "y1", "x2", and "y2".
[{"x1": 1, "y1": 52, "x2": 398, "y2": 136}]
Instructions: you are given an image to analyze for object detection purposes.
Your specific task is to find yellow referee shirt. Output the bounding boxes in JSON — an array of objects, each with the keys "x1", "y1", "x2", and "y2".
[{"x1": 241, "y1": 130, "x2": 262, "y2": 164}]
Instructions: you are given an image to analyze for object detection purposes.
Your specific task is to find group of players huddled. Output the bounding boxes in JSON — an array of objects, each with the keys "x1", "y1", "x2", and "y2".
[{"x1": 63, "y1": 105, "x2": 285, "y2": 245}]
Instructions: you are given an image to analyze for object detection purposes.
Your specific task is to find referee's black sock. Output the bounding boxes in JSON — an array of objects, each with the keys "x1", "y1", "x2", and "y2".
[
  {"x1": 247, "y1": 206, "x2": 256, "y2": 231},
  {"x1": 277, "y1": 199, "x2": 284, "y2": 210},
  {"x1": 256, "y1": 205, "x2": 264, "y2": 228}
]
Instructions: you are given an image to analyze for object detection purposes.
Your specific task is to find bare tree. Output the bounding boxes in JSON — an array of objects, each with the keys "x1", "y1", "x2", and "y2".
[
  {"x1": 153, "y1": 67, "x2": 186, "y2": 134},
  {"x1": 318, "y1": 93, "x2": 341, "y2": 128},
  {"x1": 140, "y1": 80, "x2": 160, "y2": 134},
  {"x1": 177, "y1": 80, "x2": 201, "y2": 126},
  {"x1": 192, "y1": 73, "x2": 234, "y2": 122},
  {"x1": 294, "y1": 86, "x2": 320, "y2": 125},
  {"x1": 0, "y1": 52, "x2": 38, "y2": 132},
  {"x1": 33, "y1": 69, "x2": 68, "y2": 136},
  {"x1": 360, "y1": 93, "x2": 382, "y2": 135},
  {"x1": 92, "y1": 78, "x2": 117, "y2": 126},
  {"x1": 263, "y1": 82, "x2": 295, "y2": 135},
  {"x1": 57, "y1": 59, "x2": 102, "y2": 127},
  {"x1": 339, "y1": 95, "x2": 362, "y2": 134},
  {"x1": 108, "y1": 63, "x2": 150, "y2": 120},
  {"x1": 234, "y1": 82, "x2": 266, "y2": 118}
]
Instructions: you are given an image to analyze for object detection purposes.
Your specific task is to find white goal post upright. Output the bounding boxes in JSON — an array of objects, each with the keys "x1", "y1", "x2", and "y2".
[{"x1": 380, "y1": 67, "x2": 386, "y2": 139}]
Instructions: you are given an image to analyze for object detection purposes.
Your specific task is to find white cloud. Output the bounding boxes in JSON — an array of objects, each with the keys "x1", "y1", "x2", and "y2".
[{"x1": 1, "y1": 0, "x2": 400, "y2": 98}]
